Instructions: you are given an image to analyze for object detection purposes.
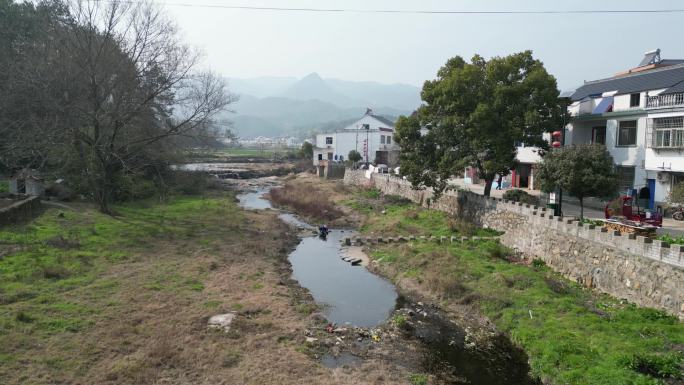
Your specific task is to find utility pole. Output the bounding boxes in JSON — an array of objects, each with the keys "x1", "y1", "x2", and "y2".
[
  {"x1": 557, "y1": 101, "x2": 568, "y2": 217},
  {"x1": 365, "y1": 124, "x2": 370, "y2": 164}
]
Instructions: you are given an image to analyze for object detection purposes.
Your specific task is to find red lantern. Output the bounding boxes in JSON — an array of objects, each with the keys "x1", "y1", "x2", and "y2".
[
  {"x1": 552, "y1": 130, "x2": 562, "y2": 138},
  {"x1": 552, "y1": 141, "x2": 561, "y2": 148}
]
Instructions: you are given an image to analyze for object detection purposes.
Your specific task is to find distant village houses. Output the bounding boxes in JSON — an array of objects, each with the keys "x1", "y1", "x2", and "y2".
[{"x1": 237, "y1": 136, "x2": 301, "y2": 148}]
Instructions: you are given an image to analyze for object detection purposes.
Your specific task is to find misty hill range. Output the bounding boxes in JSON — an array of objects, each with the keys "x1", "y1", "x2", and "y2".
[{"x1": 223, "y1": 73, "x2": 421, "y2": 139}]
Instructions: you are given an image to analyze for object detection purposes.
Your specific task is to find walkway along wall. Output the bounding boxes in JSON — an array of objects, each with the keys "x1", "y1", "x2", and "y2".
[{"x1": 343, "y1": 169, "x2": 684, "y2": 319}]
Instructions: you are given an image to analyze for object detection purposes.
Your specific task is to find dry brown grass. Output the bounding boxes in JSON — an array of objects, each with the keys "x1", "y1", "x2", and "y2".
[
  {"x1": 1, "y1": 194, "x2": 419, "y2": 385},
  {"x1": 269, "y1": 183, "x2": 343, "y2": 222}
]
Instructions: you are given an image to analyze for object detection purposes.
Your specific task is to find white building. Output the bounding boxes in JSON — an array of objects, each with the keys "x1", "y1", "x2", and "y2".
[
  {"x1": 509, "y1": 135, "x2": 551, "y2": 189},
  {"x1": 565, "y1": 49, "x2": 684, "y2": 209},
  {"x1": 312, "y1": 110, "x2": 400, "y2": 167}
]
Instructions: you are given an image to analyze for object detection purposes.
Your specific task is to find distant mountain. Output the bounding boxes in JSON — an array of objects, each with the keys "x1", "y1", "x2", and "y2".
[
  {"x1": 278, "y1": 73, "x2": 361, "y2": 108},
  {"x1": 325, "y1": 78, "x2": 422, "y2": 112},
  {"x1": 224, "y1": 73, "x2": 421, "y2": 139}
]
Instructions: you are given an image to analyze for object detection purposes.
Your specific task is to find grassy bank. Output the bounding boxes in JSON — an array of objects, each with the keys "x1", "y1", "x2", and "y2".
[
  {"x1": 339, "y1": 184, "x2": 683, "y2": 384},
  {"x1": 0, "y1": 193, "x2": 349, "y2": 384}
]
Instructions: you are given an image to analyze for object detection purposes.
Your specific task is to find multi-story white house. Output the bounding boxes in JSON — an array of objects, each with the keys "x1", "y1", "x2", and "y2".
[
  {"x1": 565, "y1": 49, "x2": 684, "y2": 210},
  {"x1": 312, "y1": 109, "x2": 400, "y2": 167}
]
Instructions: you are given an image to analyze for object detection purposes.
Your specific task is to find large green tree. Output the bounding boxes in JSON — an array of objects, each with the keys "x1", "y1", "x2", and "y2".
[
  {"x1": 536, "y1": 144, "x2": 617, "y2": 219},
  {"x1": 395, "y1": 52, "x2": 568, "y2": 196}
]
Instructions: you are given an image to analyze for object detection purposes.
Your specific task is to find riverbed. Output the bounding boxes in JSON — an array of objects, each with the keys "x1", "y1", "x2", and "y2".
[
  {"x1": 237, "y1": 187, "x2": 398, "y2": 328},
  {"x1": 236, "y1": 182, "x2": 540, "y2": 384}
]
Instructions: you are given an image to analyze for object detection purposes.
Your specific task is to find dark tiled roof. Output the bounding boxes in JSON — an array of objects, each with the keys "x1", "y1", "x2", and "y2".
[
  {"x1": 369, "y1": 114, "x2": 395, "y2": 127},
  {"x1": 663, "y1": 80, "x2": 684, "y2": 94},
  {"x1": 570, "y1": 64, "x2": 684, "y2": 101}
]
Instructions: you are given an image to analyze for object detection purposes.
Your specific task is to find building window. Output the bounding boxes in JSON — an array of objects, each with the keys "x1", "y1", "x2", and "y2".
[
  {"x1": 387, "y1": 136, "x2": 392, "y2": 144},
  {"x1": 592, "y1": 126, "x2": 606, "y2": 145},
  {"x1": 630, "y1": 93, "x2": 640, "y2": 107},
  {"x1": 325, "y1": 137, "x2": 333, "y2": 145},
  {"x1": 651, "y1": 116, "x2": 684, "y2": 148},
  {"x1": 327, "y1": 152, "x2": 333, "y2": 160},
  {"x1": 617, "y1": 120, "x2": 637, "y2": 146},
  {"x1": 334, "y1": 154, "x2": 338, "y2": 160},
  {"x1": 317, "y1": 153, "x2": 323, "y2": 160},
  {"x1": 380, "y1": 135, "x2": 386, "y2": 144},
  {"x1": 616, "y1": 166, "x2": 635, "y2": 192}
]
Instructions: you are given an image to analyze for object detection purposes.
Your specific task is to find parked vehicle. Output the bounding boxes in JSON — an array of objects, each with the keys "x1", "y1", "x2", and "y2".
[
  {"x1": 672, "y1": 206, "x2": 684, "y2": 221},
  {"x1": 604, "y1": 196, "x2": 662, "y2": 227}
]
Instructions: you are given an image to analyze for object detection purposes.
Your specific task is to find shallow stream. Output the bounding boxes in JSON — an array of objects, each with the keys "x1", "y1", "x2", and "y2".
[
  {"x1": 237, "y1": 185, "x2": 538, "y2": 383},
  {"x1": 237, "y1": 188, "x2": 398, "y2": 327}
]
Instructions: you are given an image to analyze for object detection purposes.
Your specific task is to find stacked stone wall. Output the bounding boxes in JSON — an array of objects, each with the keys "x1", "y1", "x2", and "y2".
[
  {"x1": 0, "y1": 196, "x2": 41, "y2": 227},
  {"x1": 343, "y1": 168, "x2": 684, "y2": 319}
]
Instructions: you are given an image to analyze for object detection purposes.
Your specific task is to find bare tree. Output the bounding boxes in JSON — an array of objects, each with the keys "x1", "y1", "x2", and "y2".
[{"x1": 55, "y1": 0, "x2": 233, "y2": 212}]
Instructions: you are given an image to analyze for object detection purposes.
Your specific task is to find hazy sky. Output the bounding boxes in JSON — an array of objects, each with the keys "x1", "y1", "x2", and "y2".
[{"x1": 165, "y1": 0, "x2": 684, "y2": 91}]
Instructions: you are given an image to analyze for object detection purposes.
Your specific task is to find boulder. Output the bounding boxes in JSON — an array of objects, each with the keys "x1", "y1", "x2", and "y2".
[{"x1": 207, "y1": 312, "x2": 237, "y2": 332}]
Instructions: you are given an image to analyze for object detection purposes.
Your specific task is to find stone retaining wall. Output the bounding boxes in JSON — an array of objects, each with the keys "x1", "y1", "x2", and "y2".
[
  {"x1": 344, "y1": 169, "x2": 684, "y2": 319},
  {"x1": 0, "y1": 195, "x2": 41, "y2": 227}
]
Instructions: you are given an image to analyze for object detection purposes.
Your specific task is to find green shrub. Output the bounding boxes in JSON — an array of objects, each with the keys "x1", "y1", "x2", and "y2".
[
  {"x1": 626, "y1": 352, "x2": 683, "y2": 379},
  {"x1": 364, "y1": 188, "x2": 381, "y2": 199},
  {"x1": 112, "y1": 174, "x2": 158, "y2": 201},
  {"x1": 502, "y1": 189, "x2": 540, "y2": 206},
  {"x1": 531, "y1": 258, "x2": 546, "y2": 269},
  {"x1": 408, "y1": 373, "x2": 428, "y2": 385},
  {"x1": 657, "y1": 233, "x2": 684, "y2": 245},
  {"x1": 393, "y1": 314, "x2": 407, "y2": 328},
  {"x1": 0, "y1": 180, "x2": 8, "y2": 193},
  {"x1": 168, "y1": 171, "x2": 210, "y2": 195}
]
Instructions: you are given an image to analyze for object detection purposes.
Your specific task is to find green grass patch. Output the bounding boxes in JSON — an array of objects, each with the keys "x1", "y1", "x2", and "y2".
[
  {"x1": 349, "y1": 189, "x2": 500, "y2": 238},
  {"x1": 0, "y1": 195, "x2": 241, "y2": 340},
  {"x1": 656, "y1": 233, "x2": 684, "y2": 245},
  {"x1": 356, "y1": 197, "x2": 683, "y2": 385},
  {"x1": 408, "y1": 373, "x2": 428, "y2": 385},
  {"x1": 372, "y1": 236, "x2": 683, "y2": 384}
]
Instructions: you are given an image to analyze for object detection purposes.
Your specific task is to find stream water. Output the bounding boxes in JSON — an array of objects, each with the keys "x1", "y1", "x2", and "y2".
[
  {"x1": 237, "y1": 185, "x2": 538, "y2": 383},
  {"x1": 237, "y1": 187, "x2": 398, "y2": 327}
]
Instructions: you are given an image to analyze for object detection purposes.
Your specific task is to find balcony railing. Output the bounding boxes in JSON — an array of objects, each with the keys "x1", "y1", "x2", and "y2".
[{"x1": 646, "y1": 92, "x2": 684, "y2": 108}]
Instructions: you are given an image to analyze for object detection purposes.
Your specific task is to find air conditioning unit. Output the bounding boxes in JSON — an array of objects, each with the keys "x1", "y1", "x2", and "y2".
[{"x1": 657, "y1": 172, "x2": 670, "y2": 182}]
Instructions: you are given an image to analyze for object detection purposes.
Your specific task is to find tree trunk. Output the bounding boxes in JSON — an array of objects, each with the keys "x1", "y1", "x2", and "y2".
[
  {"x1": 94, "y1": 163, "x2": 115, "y2": 215},
  {"x1": 579, "y1": 196, "x2": 584, "y2": 220},
  {"x1": 483, "y1": 178, "x2": 493, "y2": 197}
]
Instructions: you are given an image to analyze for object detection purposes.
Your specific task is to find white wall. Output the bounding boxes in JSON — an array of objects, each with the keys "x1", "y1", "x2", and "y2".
[
  {"x1": 314, "y1": 130, "x2": 398, "y2": 165},
  {"x1": 605, "y1": 117, "x2": 648, "y2": 189},
  {"x1": 516, "y1": 146, "x2": 542, "y2": 164},
  {"x1": 644, "y1": 111, "x2": 684, "y2": 173},
  {"x1": 565, "y1": 121, "x2": 594, "y2": 145}
]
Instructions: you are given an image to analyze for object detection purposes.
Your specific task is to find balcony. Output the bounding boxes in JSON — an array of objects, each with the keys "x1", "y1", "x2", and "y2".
[{"x1": 646, "y1": 92, "x2": 684, "y2": 109}]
